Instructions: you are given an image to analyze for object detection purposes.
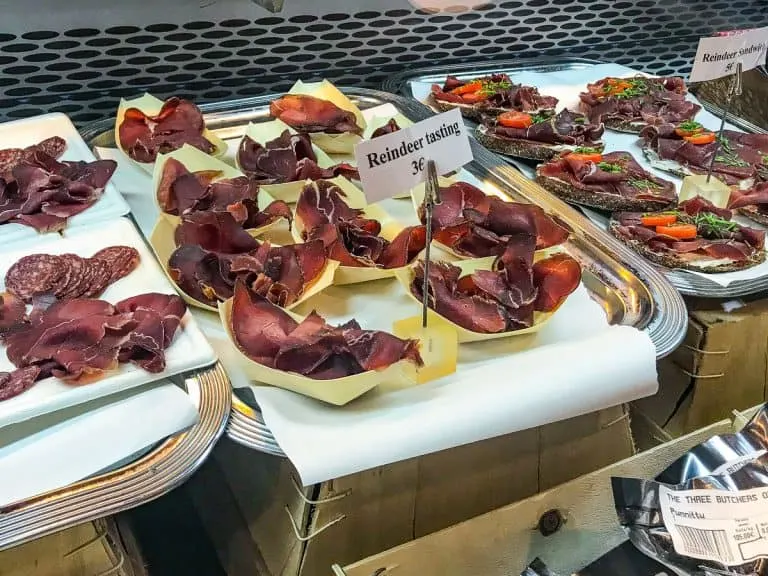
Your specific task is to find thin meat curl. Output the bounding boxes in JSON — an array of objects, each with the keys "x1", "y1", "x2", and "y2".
[
  {"x1": 269, "y1": 94, "x2": 362, "y2": 135},
  {"x1": 230, "y1": 280, "x2": 421, "y2": 379}
]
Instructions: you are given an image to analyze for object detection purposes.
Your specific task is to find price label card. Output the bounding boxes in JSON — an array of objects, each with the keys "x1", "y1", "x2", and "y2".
[
  {"x1": 689, "y1": 26, "x2": 768, "y2": 83},
  {"x1": 354, "y1": 107, "x2": 473, "y2": 203}
]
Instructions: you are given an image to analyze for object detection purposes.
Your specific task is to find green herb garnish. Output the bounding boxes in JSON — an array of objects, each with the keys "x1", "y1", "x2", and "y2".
[
  {"x1": 628, "y1": 178, "x2": 660, "y2": 189},
  {"x1": 597, "y1": 162, "x2": 623, "y2": 173},
  {"x1": 761, "y1": 154, "x2": 768, "y2": 165},
  {"x1": 478, "y1": 78, "x2": 513, "y2": 96},
  {"x1": 689, "y1": 211, "x2": 739, "y2": 237},
  {"x1": 717, "y1": 135, "x2": 733, "y2": 153},
  {"x1": 715, "y1": 154, "x2": 750, "y2": 167},
  {"x1": 575, "y1": 146, "x2": 600, "y2": 154},
  {"x1": 574, "y1": 116, "x2": 586, "y2": 124},
  {"x1": 678, "y1": 120, "x2": 704, "y2": 132},
  {"x1": 614, "y1": 78, "x2": 649, "y2": 99},
  {"x1": 530, "y1": 113, "x2": 551, "y2": 124}
]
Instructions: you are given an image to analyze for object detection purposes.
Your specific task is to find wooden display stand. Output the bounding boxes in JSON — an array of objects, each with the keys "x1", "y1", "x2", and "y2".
[
  {"x1": 338, "y1": 409, "x2": 756, "y2": 576},
  {"x1": 187, "y1": 405, "x2": 634, "y2": 576},
  {"x1": 632, "y1": 297, "x2": 768, "y2": 446},
  {"x1": 0, "y1": 517, "x2": 145, "y2": 576}
]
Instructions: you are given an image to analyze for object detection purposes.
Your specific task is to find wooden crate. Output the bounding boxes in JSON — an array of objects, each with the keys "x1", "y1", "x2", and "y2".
[
  {"x1": 188, "y1": 405, "x2": 635, "y2": 576},
  {"x1": 338, "y1": 415, "x2": 743, "y2": 576},
  {"x1": 0, "y1": 517, "x2": 145, "y2": 576},
  {"x1": 632, "y1": 297, "x2": 768, "y2": 442}
]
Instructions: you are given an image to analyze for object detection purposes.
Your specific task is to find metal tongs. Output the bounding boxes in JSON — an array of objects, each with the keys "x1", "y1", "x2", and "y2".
[
  {"x1": 422, "y1": 160, "x2": 442, "y2": 328},
  {"x1": 706, "y1": 61, "x2": 743, "y2": 183}
]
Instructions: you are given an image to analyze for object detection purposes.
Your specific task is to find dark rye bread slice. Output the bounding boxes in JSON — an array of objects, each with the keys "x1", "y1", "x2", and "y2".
[
  {"x1": 431, "y1": 95, "x2": 554, "y2": 123},
  {"x1": 608, "y1": 218, "x2": 766, "y2": 273},
  {"x1": 736, "y1": 205, "x2": 768, "y2": 227},
  {"x1": 534, "y1": 170, "x2": 676, "y2": 213},
  {"x1": 475, "y1": 125, "x2": 604, "y2": 161}
]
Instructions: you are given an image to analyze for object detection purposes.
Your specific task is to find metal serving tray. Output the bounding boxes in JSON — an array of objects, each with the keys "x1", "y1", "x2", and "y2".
[
  {"x1": 0, "y1": 364, "x2": 230, "y2": 551},
  {"x1": 84, "y1": 88, "x2": 683, "y2": 456},
  {"x1": 384, "y1": 58, "x2": 768, "y2": 299}
]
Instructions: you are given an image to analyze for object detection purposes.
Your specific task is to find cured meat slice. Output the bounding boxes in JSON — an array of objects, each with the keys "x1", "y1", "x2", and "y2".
[
  {"x1": 93, "y1": 246, "x2": 141, "y2": 284},
  {"x1": 237, "y1": 130, "x2": 315, "y2": 184},
  {"x1": 0, "y1": 366, "x2": 42, "y2": 401},
  {"x1": 0, "y1": 292, "x2": 25, "y2": 332},
  {"x1": 410, "y1": 241, "x2": 580, "y2": 333},
  {"x1": 83, "y1": 258, "x2": 113, "y2": 298},
  {"x1": 422, "y1": 181, "x2": 568, "y2": 257},
  {"x1": 175, "y1": 211, "x2": 260, "y2": 254},
  {"x1": 371, "y1": 119, "x2": 401, "y2": 138},
  {"x1": 230, "y1": 280, "x2": 421, "y2": 379},
  {"x1": 5, "y1": 254, "x2": 63, "y2": 303},
  {"x1": 579, "y1": 76, "x2": 699, "y2": 131},
  {"x1": 156, "y1": 158, "x2": 291, "y2": 229},
  {"x1": 532, "y1": 254, "x2": 583, "y2": 312},
  {"x1": 0, "y1": 292, "x2": 185, "y2": 396},
  {"x1": 298, "y1": 180, "x2": 427, "y2": 269},
  {"x1": 536, "y1": 150, "x2": 677, "y2": 211},
  {"x1": 269, "y1": 94, "x2": 363, "y2": 135},
  {"x1": 296, "y1": 179, "x2": 365, "y2": 230},
  {"x1": 118, "y1": 97, "x2": 216, "y2": 163},
  {"x1": 0, "y1": 152, "x2": 117, "y2": 232}
]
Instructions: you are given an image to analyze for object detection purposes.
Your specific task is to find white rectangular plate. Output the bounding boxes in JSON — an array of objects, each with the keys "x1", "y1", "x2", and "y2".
[
  {"x1": 0, "y1": 112, "x2": 130, "y2": 245},
  {"x1": 0, "y1": 217, "x2": 216, "y2": 428}
]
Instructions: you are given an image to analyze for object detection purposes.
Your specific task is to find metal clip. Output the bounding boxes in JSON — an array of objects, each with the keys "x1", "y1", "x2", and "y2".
[
  {"x1": 291, "y1": 475, "x2": 352, "y2": 505},
  {"x1": 682, "y1": 344, "x2": 730, "y2": 355},
  {"x1": 706, "y1": 60, "x2": 743, "y2": 182},
  {"x1": 421, "y1": 159, "x2": 441, "y2": 328},
  {"x1": 285, "y1": 506, "x2": 345, "y2": 542}
]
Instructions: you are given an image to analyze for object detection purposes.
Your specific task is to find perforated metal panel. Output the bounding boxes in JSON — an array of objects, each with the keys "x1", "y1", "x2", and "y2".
[{"x1": 0, "y1": 0, "x2": 765, "y2": 125}]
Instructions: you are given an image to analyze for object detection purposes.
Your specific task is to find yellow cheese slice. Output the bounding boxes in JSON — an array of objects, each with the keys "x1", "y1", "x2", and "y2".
[{"x1": 678, "y1": 174, "x2": 731, "y2": 208}]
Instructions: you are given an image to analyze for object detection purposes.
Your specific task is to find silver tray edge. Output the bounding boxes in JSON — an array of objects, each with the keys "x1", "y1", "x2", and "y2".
[{"x1": 0, "y1": 363, "x2": 230, "y2": 550}]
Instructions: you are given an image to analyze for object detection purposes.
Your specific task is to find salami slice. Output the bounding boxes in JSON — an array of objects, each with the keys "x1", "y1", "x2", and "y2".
[
  {"x1": 93, "y1": 246, "x2": 140, "y2": 284},
  {"x1": 33, "y1": 136, "x2": 66, "y2": 160},
  {"x1": 4, "y1": 254, "x2": 63, "y2": 302},
  {"x1": 51, "y1": 253, "x2": 80, "y2": 298},
  {"x1": 83, "y1": 258, "x2": 112, "y2": 298},
  {"x1": 0, "y1": 148, "x2": 24, "y2": 175}
]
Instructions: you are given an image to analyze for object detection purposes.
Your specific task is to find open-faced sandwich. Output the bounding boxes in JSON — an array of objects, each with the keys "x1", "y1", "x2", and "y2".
[
  {"x1": 642, "y1": 121, "x2": 768, "y2": 186},
  {"x1": 579, "y1": 76, "x2": 700, "y2": 133},
  {"x1": 729, "y1": 181, "x2": 768, "y2": 226},
  {"x1": 609, "y1": 196, "x2": 766, "y2": 273},
  {"x1": 475, "y1": 109, "x2": 604, "y2": 161},
  {"x1": 430, "y1": 74, "x2": 558, "y2": 121},
  {"x1": 535, "y1": 150, "x2": 677, "y2": 212}
]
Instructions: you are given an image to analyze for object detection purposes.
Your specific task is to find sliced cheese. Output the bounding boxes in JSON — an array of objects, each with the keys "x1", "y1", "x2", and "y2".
[
  {"x1": 678, "y1": 174, "x2": 731, "y2": 208},
  {"x1": 392, "y1": 315, "x2": 458, "y2": 385}
]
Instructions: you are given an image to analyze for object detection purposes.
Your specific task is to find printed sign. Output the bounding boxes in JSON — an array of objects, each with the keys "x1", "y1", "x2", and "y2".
[
  {"x1": 660, "y1": 484, "x2": 768, "y2": 566},
  {"x1": 354, "y1": 107, "x2": 473, "y2": 203},
  {"x1": 689, "y1": 26, "x2": 768, "y2": 83}
]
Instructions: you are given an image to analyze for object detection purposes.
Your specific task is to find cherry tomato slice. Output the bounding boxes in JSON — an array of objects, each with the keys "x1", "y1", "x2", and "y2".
[
  {"x1": 450, "y1": 80, "x2": 483, "y2": 95},
  {"x1": 656, "y1": 224, "x2": 698, "y2": 239},
  {"x1": 684, "y1": 132, "x2": 716, "y2": 145},
  {"x1": 568, "y1": 152, "x2": 603, "y2": 162},
  {"x1": 497, "y1": 111, "x2": 533, "y2": 129},
  {"x1": 641, "y1": 214, "x2": 677, "y2": 227}
]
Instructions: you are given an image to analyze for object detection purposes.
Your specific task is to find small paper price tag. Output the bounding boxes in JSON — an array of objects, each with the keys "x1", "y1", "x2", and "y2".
[
  {"x1": 354, "y1": 107, "x2": 473, "y2": 203},
  {"x1": 689, "y1": 26, "x2": 768, "y2": 83}
]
